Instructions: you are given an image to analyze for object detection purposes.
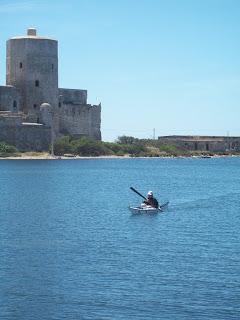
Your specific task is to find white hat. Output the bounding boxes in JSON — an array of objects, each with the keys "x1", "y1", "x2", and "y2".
[{"x1": 148, "y1": 191, "x2": 153, "y2": 196}]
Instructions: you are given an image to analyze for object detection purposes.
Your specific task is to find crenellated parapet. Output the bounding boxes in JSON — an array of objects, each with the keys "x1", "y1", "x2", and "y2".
[
  {"x1": 0, "y1": 28, "x2": 102, "y2": 151},
  {"x1": 58, "y1": 88, "x2": 101, "y2": 140}
]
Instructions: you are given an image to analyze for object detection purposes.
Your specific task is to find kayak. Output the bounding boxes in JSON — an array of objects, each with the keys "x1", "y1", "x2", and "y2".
[{"x1": 129, "y1": 201, "x2": 169, "y2": 215}]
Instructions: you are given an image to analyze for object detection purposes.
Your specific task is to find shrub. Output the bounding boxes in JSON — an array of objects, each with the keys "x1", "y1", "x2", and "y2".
[
  {"x1": 71, "y1": 137, "x2": 112, "y2": 156},
  {"x1": 103, "y1": 142, "x2": 122, "y2": 154},
  {"x1": 120, "y1": 143, "x2": 146, "y2": 155},
  {"x1": 53, "y1": 136, "x2": 73, "y2": 155},
  {"x1": 116, "y1": 135, "x2": 138, "y2": 145},
  {"x1": 0, "y1": 141, "x2": 18, "y2": 154}
]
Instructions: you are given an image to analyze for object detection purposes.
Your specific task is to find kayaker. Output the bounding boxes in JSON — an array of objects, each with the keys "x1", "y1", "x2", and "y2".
[{"x1": 143, "y1": 191, "x2": 159, "y2": 208}]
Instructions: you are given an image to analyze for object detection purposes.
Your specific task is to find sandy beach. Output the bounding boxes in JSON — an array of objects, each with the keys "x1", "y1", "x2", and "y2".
[
  {"x1": 0, "y1": 152, "x2": 236, "y2": 160},
  {"x1": 0, "y1": 153, "x2": 131, "y2": 160}
]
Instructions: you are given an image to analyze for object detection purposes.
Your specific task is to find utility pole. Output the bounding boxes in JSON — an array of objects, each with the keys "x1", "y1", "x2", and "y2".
[{"x1": 153, "y1": 128, "x2": 156, "y2": 140}]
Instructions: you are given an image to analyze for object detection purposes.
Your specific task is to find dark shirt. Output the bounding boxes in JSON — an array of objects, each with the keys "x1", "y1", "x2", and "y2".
[{"x1": 143, "y1": 197, "x2": 159, "y2": 208}]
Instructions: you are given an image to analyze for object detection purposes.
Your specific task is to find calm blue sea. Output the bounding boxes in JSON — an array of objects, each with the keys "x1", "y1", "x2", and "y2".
[{"x1": 0, "y1": 158, "x2": 240, "y2": 320}]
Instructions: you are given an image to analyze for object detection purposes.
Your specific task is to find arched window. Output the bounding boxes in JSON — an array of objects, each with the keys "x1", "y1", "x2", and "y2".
[
  {"x1": 35, "y1": 80, "x2": 39, "y2": 87},
  {"x1": 19, "y1": 62, "x2": 23, "y2": 69}
]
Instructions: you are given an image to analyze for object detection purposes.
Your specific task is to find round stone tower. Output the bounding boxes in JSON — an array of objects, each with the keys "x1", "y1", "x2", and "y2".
[{"x1": 6, "y1": 28, "x2": 58, "y2": 122}]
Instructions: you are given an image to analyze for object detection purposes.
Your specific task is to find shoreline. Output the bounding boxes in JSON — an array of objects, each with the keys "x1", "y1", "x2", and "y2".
[{"x1": 0, "y1": 153, "x2": 239, "y2": 160}]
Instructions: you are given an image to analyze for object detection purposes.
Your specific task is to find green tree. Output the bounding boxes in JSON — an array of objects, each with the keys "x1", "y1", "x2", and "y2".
[
  {"x1": 116, "y1": 135, "x2": 137, "y2": 145},
  {"x1": 53, "y1": 136, "x2": 73, "y2": 155},
  {"x1": 71, "y1": 137, "x2": 111, "y2": 156}
]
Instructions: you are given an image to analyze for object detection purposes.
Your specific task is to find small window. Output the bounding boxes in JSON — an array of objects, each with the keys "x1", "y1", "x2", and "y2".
[
  {"x1": 13, "y1": 100, "x2": 17, "y2": 109},
  {"x1": 206, "y1": 143, "x2": 209, "y2": 151},
  {"x1": 33, "y1": 104, "x2": 37, "y2": 109},
  {"x1": 19, "y1": 62, "x2": 23, "y2": 69},
  {"x1": 194, "y1": 142, "x2": 198, "y2": 151},
  {"x1": 58, "y1": 102, "x2": 61, "y2": 108},
  {"x1": 35, "y1": 80, "x2": 39, "y2": 87}
]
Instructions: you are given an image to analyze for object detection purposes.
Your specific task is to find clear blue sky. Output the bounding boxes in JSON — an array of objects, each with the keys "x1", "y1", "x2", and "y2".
[{"x1": 0, "y1": 0, "x2": 240, "y2": 141}]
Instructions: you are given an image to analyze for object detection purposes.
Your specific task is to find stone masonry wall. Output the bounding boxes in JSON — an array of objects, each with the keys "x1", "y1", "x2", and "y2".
[
  {"x1": 59, "y1": 88, "x2": 87, "y2": 105},
  {"x1": 58, "y1": 88, "x2": 101, "y2": 140},
  {"x1": 59, "y1": 103, "x2": 101, "y2": 140},
  {"x1": 0, "y1": 29, "x2": 102, "y2": 151},
  {"x1": 17, "y1": 123, "x2": 51, "y2": 151},
  {"x1": 0, "y1": 115, "x2": 51, "y2": 151},
  {"x1": 7, "y1": 36, "x2": 58, "y2": 120},
  {"x1": 0, "y1": 115, "x2": 20, "y2": 145},
  {"x1": 89, "y1": 104, "x2": 101, "y2": 140},
  {"x1": 0, "y1": 86, "x2": 21, "y2": 112}
]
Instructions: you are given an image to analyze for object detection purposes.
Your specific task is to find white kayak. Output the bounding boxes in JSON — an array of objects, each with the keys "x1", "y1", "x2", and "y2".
[{"x1": 129, "y1": 201, "x2": 169, "y2": 214}]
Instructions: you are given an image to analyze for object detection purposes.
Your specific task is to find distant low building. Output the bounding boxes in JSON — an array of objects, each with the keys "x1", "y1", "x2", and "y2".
[
  {"x1": 158, "y1": 135, "x2": 240, "y2": 152},
  {"x1": 0, "y1": 28, "x2": 101, "y2": 151}
]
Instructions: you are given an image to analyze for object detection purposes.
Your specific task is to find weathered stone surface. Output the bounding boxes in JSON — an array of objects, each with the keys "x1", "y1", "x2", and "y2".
[
  {"x1": 59, "y1": 102, "x2": 101, "y2": 140},
  {"x1": 6, "y1": 34, "x2": 58, "y2": 121},
  {"x1": 0, "y1": 86, "x2": 21, "y2": 112},
  {"x1": 59, "y1": 88, "x2": 87, "y2": 105},
  {"x1": 17, "y1": 123, "x2": 51, "y2": 151},
  {"x1": 40, "y1": 103, "x2": 53, "y2": 127},
  {"x1": 0, "y1": 114, "x2": 51, "y2": 151},
  {"x1": 0, "y1": 28, "x2": 102, "y2": 151},
  {"x1": 0, "y1": 115, "x2": 20, "y2": 145}
]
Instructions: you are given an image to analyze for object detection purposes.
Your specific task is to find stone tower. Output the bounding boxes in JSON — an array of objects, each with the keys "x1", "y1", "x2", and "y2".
[{"x1": 6, "y1": 28, "x2": 58, "y2": 122}]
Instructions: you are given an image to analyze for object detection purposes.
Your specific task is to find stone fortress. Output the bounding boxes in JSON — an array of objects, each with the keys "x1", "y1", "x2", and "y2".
[{"x1": 0, "y1": 28, "x2": 101, "y2": 151}]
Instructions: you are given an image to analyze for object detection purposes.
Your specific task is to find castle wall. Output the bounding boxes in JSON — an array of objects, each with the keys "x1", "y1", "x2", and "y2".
[
  {"x1": 6, "y1": 30, "x2": 58, "y2": 123},
  {"x1": 58, "y1": 88, "x2": 101, "y2": 140},
  {"x1": 0, "y1": 86, "x2": 21, "y2": 112},
  {"x1": 0, "y1": 114, "x2": 51, "y2": 151},
  {"x1": 17, "y1": 123, "x2": 51, "y2": 151},
  {"x1": 59, "y1": 103, "x2": 101, "y2": 140},
  {"x1": 89, "y1": 104, "x2": 101, "y2": 140},
  {"x1": 59, "y1": 88, "x2": 87, "y2": 105},
  {"x1": 0, "y1": 114, "x2": 21, "y2": 145},
  {"x1": 0, "y1": 29, "x2": 102, "y2": 152}
]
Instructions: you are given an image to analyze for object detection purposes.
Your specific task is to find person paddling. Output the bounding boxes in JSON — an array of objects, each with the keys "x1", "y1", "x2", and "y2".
[{"x1": 143, "y1": 191, "x2": 159, "y2": 208}]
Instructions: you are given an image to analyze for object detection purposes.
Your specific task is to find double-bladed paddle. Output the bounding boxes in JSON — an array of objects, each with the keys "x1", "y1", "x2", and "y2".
[
  {"x1": 130, "y1": 186, "x2": 169, "y2": 211},
  {"x1": 130, "y1": 187, "x2": 147, "y2": 200}
]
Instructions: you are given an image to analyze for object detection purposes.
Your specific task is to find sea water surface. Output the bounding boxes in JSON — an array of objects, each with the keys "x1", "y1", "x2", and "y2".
[{"x1": 0, "y1": 157, "x2": 239, "y2": 320}]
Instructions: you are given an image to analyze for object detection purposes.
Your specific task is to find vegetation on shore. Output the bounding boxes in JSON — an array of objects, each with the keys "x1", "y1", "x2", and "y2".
[
  {"x1": 53, "y1": 135, "x2": 239, "y2": 157},
  {"x1": 1, "y1": 136, "x2": 240, "y2": 158},
  {"x1": 0, "y1": 141, "x2": 18, "y2": 157},
  {"x1": 53, "y1": 135, "x2": 146, "y2": 156}
]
